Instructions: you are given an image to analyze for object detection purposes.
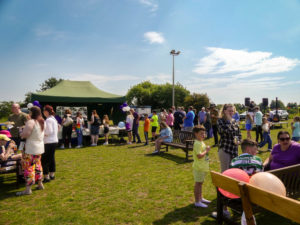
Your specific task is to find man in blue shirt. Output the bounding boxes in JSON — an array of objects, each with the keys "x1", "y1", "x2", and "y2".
[
  {"x1": 183, "y1": 106, "x2": 195, "y2": 132},
  {"x1": 198, "y1": 107, "x2": 206, "y2": 125}
]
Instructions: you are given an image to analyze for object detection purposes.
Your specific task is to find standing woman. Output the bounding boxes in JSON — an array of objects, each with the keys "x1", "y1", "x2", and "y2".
[
  {"x1": 90, "y1": 110, "x2": 100, "y2": 146},
  {"x1": 103, "y1": 114, "x2": 110, "y2": 145},
  {"x1": 42, "y1": 105, "x2": 58, "y2": 183},
  {"x1": 75, "y1": 112, "x2": 84, "y2": 148},
  {"x1": 245, "y1": 109, "x2": 254, "y2": 140},
  {"x1": 60, "y1": 109, "x2": 73, "y2": 149},
  {"x1": 42, "y1": 105, "x2": 58, "y2": 182},
  {"x1": 166, "y1": 108, "x2": 174, "y2": 129},
  {"x1": 17, "y1": 106, "x2": 45, "y2": 195},
  {"x1": 217, "y1": 104, "x2": 242, "y2": 172}
]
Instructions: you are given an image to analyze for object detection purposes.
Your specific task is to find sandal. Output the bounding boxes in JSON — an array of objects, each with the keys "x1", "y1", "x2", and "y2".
[{"x1": 16, "y1": 190, "x2": 32, "y2": 196}]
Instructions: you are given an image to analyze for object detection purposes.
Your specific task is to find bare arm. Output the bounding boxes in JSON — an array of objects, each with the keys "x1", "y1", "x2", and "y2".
[
  {"x1": 20, "y1": 120, "x2": 35, "y2": 139},
  {"x1": 197, "y1": 146, "x2": 210, "y2": 159},
  {"x1": 263, "y1": 155, "x2": 272, "y2": 167}
]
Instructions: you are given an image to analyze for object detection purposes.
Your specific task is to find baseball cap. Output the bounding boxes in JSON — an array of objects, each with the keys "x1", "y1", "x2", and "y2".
[{"x1": 0, "y1": 134, "x2": 11, "y2": 141}]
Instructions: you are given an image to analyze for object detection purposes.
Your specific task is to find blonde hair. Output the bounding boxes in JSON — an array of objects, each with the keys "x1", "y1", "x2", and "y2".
[
  {"x1": 160, "y1": 121, "x2": 168, "y2": 129},
  {"x1": 219, "y1": 104, "x2": 234, "y2": 118}
]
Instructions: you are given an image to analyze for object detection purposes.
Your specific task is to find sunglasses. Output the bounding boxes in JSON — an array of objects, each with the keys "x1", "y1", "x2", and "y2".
[{"x1": 279, "y1": 137, "x2": 290, "y2": 142}]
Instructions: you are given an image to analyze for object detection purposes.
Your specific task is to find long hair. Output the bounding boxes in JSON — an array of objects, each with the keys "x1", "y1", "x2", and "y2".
[
  {"x1": 103, "y1": 114, "x2": 109, "y2": 123},
  {"x1": 43, "y1": 105, "x2": 55, "y2": 116},
  {"x1": 30, "y1": 106, "x2": 45, "y2": 131},
  {"x1": 219, "y1": 104, "x2": 234, "y2": 119}
]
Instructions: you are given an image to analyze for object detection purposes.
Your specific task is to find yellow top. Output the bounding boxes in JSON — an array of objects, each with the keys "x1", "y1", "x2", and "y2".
[{"x1": 192, "y1": 140, "x2": 209, "y2": 171}]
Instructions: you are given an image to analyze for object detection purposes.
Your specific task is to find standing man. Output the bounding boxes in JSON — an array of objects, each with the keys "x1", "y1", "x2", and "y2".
[
  {"x1": 131, "y1": 109, "x2": 141, "y2": 143},
  {"x1": 198, "y1": 107, "x2": 206, "y2": 125},
  {"x1": 254, "y1": 106, "x2": 263, "y2": 143},
  {"x1": 173, "y1": 107, "x2": 185, "y2": 130},
  {"x1": 183, "y1": 106, "x2": 195, "y2": 132},
  {"x1": 210, "y1": 104, "x2": 219, "y2": 147},
  {"x1": 8, "y1": 103, "x2": 28, "y2": 147},
  {"x1": 151, "y1": 111, "x2": 159, "y2": 141}
]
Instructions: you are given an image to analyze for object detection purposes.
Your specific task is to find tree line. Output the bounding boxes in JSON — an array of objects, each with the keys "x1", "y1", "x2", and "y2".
[{"x1": 0, "y1": 78, "x2": 299, "y2": 119}]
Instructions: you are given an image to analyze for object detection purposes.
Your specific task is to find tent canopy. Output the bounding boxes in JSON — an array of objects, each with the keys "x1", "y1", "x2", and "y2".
[{"x1": 31, "y1": 80, "x2": 125, "y2": 103}]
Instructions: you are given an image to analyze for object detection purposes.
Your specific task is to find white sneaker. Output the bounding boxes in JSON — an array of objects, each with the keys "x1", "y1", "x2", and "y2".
[
  {"x1": 60, "y1": 145, "x2": 65, "y2": 149},
  {"x1": 152, "y1": 150, "x2": 159, "y2": 154},
  {"x1": 201, "y1": 198, "x2": 211, "y2": 204},
  {"x1": 69, "y1": 144, "x2": 72, "y2": 148},
  {"x1": 127, "y1": 142, "x2": 132, "y2": 145},
  {"x1": 91, "y1": 143, "x2": 97, "y2": 146},
  {"x1": 268, "y1": 149, "x2": 272, "y2": 151},
  {"x1": 103, "y1": 142, "x2": 108, "y2": 145},
  {"x1": 195, "y1": 202, "x2": 208, "y2": 208},
  {"x1": 75, "y1": 145, "x2": 81, "y2": 148}
]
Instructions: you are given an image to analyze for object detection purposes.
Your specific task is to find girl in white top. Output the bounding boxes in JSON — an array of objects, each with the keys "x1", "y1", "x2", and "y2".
[
  {"x1": 103, "y1": 114, "x2": 110, "y2": 145},
  {"x1": 17, "y1": 106, "x2": 45, "y2": 196},
  {"x1": 42, "y1": 105, "x2": 58, "y2": 182}
]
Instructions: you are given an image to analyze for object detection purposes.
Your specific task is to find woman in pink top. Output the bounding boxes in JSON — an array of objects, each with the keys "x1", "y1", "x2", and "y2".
[{"x1": 166, "y1": 108, "x2": 174, "y2": 129}]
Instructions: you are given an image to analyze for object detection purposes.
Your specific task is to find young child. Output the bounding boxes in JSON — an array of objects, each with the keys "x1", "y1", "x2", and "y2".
[
  {"x1": 231, "y1": 138, "x2": 263, "y2": 176},
  {"x1": 192, "y1": 126, "x2": 211, "y2": 208},
  {"x1": 151, "y1": 111, "x2": 158, "y2": 141},
  {"x1": 291, "y1": 116, "x2": 300, "y2": 142},
  {"x1": 144, "y1": 114, "x2": 150, "y2": 145},
  {"x1": 258, "y1": 117, "x2": 272, "y2": 151}
]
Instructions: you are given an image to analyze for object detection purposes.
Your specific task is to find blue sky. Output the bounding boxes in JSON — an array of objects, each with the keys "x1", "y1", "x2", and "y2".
[{"x1": 1, "y1": 0, "x2": 300, "y2": 105}]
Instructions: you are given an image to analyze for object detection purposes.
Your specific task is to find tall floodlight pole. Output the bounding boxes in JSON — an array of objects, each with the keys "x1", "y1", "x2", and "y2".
[{"x1": 170, "y1": 49, "x2": 181, "y2": 107}]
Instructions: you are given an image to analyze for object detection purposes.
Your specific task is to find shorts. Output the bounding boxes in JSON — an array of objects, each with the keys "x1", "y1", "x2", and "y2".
[
  {"x1": 91, "y1": 125, "x2": 100, "y2": 135},
  {"x1": 104, "y1": 126, "x2": 109, "y2": 134},
  {"x1": 193, "y1": 170, "x2": 206, "y2": 183},
  {"x1": 245, "y1": 124, "x2": 252, "y2": 131},
  {"x1": 152, "y1": 126, "x2": 157, "y2": 133}
]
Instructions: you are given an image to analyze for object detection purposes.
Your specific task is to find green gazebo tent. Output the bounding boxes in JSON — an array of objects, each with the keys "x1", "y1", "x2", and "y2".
[{"x1": 31, "y1": 80, "x2": 126, "y2": 123}]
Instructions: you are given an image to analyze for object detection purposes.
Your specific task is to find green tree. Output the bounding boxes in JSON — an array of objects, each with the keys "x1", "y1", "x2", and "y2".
[
  {"x1": 0, "y1": 101, "x2": 14, "y2": 119},
  {"x1": 287, "y1": 102, "x2": 297, "y2": 108},
  {"x1": 234, "y1": 103, "x2": 245, "y2": 113},
  {"x1": 38, "y1": 77, "x2": 63, "y2": 92},
  {"x1": 183, "y1": 93, "x2": 210, "y2": 112},
  {"x1": 270, "y1": 99, "x2": 285, "y2": 109},
  {"x1": 126, "y1": 81, "x2": 190, "y2": 109}
]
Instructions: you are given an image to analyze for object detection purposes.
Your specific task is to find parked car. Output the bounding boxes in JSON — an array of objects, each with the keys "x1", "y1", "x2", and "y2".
[
  {"x1": 240, "y1": 111, "x2": 247, "y2": 121},
  {"x1": 271, "y1": 110, "x2": 289, "y2": 120}
]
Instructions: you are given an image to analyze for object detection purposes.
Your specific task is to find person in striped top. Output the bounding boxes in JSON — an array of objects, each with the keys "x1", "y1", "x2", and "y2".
[{"x1": 230, "y1": 139, "x2": 263, "y2": 176}]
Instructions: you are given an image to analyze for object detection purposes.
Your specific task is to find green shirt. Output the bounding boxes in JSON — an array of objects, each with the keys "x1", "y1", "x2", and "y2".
[
  {"x1": 8, "y1": 112, "x2": 28, "y2": 138},
  {"x1": 230, "y1": 153, "x2": 263, "y2": 176},
  {"x1": 151, "y1": 115, "x2": 158, "y2": 127},
  {"x1": 192, "y1": 140, "x2": 209, "y2": 171}
]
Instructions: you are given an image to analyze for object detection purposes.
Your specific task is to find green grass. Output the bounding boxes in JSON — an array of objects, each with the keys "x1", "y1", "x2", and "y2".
[{"x1": 0, "y1": 119, "x2": 298, "y2": 225}]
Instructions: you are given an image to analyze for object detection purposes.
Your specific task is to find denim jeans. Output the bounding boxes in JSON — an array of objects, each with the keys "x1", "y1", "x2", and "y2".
[
  {"x1": 144, "y1": 131, "x2": 148, "y2": 144},
  {"x1": 259, "y1": 132, "x2": 272, "y2": 149},
  {"x1": 76, "y1": 129, "x2": 83, "y2": 146}
]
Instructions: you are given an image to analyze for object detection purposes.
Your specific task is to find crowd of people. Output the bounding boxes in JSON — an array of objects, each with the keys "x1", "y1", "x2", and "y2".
[{"x1": 1, "y1": 102, "x2": 300, "y2": 213}]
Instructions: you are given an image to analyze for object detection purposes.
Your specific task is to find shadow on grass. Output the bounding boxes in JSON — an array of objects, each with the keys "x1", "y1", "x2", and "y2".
[
  {"x1": 144, "y1": 152, "x2": 190, "y2": 164},
  {"x1": 152, "y1": 201, "x2": 217, "y2": 225},
  {"x1": 0, "y1": 176, "x2": 23, "y2": 200}
]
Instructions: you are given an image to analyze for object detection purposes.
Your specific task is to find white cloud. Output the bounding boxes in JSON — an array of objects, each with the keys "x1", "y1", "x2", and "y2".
[
  {"x1": 70, "y1": 73, "x2": 139, "y2": 84},
  {"x1": 145, "y1": 73, "x2": 171, "y2": 83},
  {"x1": 144, "y1": 31, "x2": 165, "y2": 44},
  {"x1": 139, "y1": 0, "x2": 158, "y2": 12},
  {"x1": 193, "y1": 47, "x2": 300, "y2": 78}
]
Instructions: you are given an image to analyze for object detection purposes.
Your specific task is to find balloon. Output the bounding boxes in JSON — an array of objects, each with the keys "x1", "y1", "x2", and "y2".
[
  {"x1": 219, "y1": 168, "x2": 250, "y2": 199},
  {"x1": 33, "y1": 100, "x2": 41, "y2": 108},
  {"x1": 27, "y1": 103, "x2": 33, "y2": 109},
  {"x1": 249, "y1": 172, "x2": 286, "y2": 196},
  {"x1": 118, "y1": 121, "x2": 125, "y2": 128},
  {"x1": 122, "y1": 106, "x2": 130, "y2": 112}
]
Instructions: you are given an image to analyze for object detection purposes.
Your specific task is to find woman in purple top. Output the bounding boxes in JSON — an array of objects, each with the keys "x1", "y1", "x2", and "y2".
[{"x1": 264, "y1": 131, "x2": 300, "y2": 170}]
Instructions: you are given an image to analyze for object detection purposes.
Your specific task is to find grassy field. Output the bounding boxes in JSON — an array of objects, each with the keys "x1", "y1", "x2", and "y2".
[{"x1": 0, "y1": 119, "x2": 298, "y2": 225}]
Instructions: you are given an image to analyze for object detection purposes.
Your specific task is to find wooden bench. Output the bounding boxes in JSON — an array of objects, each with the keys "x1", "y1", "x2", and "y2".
[
  {"x1": 0, "y1": 159, "x2": 22, "y2": 188},
  {"x1": 211, "y1": 164, "x2": 300, "y2": 225},
  {"x1": 161, "y1": 130, "x2": 194, "y2": 161}
]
